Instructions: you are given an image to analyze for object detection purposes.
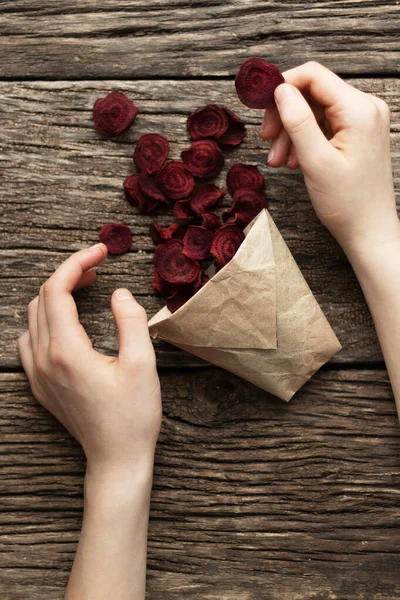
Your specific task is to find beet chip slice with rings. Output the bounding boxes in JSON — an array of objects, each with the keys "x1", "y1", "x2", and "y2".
[
  {"x1": 182, "y1": 226, "x2": 213, "y2": 261},
  {"x1": 181, "y1": 140, "x2": 224, "y2": 180},
  {"x1": 149, "y1": 222, "x2": 185, "y2": 246},
  {"x1": 99, "y1": 223, "x2": 132, "y2": 255},
  {"x1": 152, "y1": 266, "x2": 171, "y2": 295},
  {"x1": 187, "y1": 104, "x2": 229, "y2": 141},
  {"x1": 190, "y1": 184, "x2": 225, "y2": 215},
  {"x1": 174, "y1": 199, "x2": 195, "y2": 220},
  {"x1": 154, "y1": 239, "x2": 201, "y2": 284},
  {"x1": 224, "y1": 188, "x2": 269, "y2": 228},
  {"x1": 211, "y1": 224, "x2": 245, "y2": 268},
  {"x1": 235, "y1": 58, "x2": 285, "y2": 109},
  {"x1": 138, "y1": 172, "x2": 167, "y2": 204},
  {"x1": 201, "y1": 211, "x2": 222, "y2": 231},
  {"x1": 123, "y1": 174, "x2": 159, "y2": 214},
  {"x1": 93, "y1": 91, "x2": 138, "y2": 137},
  {"x1": 134, "y1": 134, "x2": 170, "y2": 174},
  {"x1": 218, "y1": 108, "x2": 246, "y2": 148},
  {"x1": 157, "y1": 161, "x2": 195, "y2": 201},
  {"x1": 227, "y1": 163, "x2": 265, "y2": 195}
]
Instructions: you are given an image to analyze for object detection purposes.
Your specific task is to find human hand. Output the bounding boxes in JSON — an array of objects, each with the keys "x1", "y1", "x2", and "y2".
[
  {"x1": 17, "y1": 244, "x2": 162, "y2": 481},
  {"x1": 260, "y1": 61, "x2": 399, "y2": 255}
]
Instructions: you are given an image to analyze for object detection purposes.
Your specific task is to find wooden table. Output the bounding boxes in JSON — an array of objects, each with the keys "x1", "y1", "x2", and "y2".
[{"x1": 1, "y1": 2, "x2": 400, "y2": 598}]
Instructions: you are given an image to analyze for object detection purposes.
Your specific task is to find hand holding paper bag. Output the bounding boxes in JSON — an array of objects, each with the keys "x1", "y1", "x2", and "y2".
[{"x1": 149, "y1": 210, "x2": 341, "y2": 401}]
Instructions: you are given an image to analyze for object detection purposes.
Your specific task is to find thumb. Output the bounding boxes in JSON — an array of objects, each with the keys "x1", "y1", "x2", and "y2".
[
  {"x1": 111, "y1": 288, "x2": 154, "y2": 366},
  {"x1": 274, "y1": 83, "x2": 334, "y2": 168}
]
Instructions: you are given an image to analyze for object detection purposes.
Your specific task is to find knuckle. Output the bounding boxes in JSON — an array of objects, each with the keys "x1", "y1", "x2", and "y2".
[
  {"x1": 132, "y1": 350, "x2": 156, "y2": 373},
  {"x1": 27, "y1": 298, "x2": 38, "y2": 314},
  {"x1": 35, "y1": 354, "x2": 48, "y2": 377},
  {"x1": 375, "y1": 97, "x2": 390, "y2": 119},
  {"x1": 305, "y1": 60, "x2": 322, "y2": 71},
  {"x1": 41, "y1": 280, "x2": 55, "y2": 299},
  {"x1": 48, "y1": 344, "x2": 69, "y2": 369}
]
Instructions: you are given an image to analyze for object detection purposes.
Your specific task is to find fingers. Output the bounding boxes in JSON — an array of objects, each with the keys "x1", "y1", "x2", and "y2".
[
  {"x1": 267, "y1": 127, "x2": 292, "y2": 167},
  {"x1": 18, "y1": 331, "x2": 35, "y2": 380},
  {"x1": 27, "y1": 297, "x2": 39, "y2": 356},
  {"x1": 43, "y1": 244, "x2": 107, "y2": 343},
  {"x1": 38, "y1": 285, "x2": 50, "y2": 351},
  {"x1": 260, "y1": 105, "x2": 281, "y2": 141},
  {"x1": 111, "y1": 289, "x2": 155, "y2": 368},
  {"x1": 282, "y1": 61, "x2": 355, "y2": 110},
  {"x1": 273, "y1": 83, "x2": 335, "y2": 170},
  {"x1": 74, "y1": 268, "x2": 97, "y2": 291}
]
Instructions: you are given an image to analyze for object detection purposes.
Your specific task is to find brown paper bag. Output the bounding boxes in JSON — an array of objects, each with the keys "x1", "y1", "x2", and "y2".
[{"x1": 149, "y1": 209, "x2": 341, "y2": 401}]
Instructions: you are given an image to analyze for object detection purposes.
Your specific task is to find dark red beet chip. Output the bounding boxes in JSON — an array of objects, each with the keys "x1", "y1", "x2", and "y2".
[
  {"x1": 154, "y1": 239, "x2": 201, "y2": 284},
  {"x1": 138, "y1": 172, "x2": 167, "y2": 204},
  {"x1": 123, "y1": 174, "x2": 159, "y2": 214},
  {"x1": 166, "y1": 284, "x2": 195, "y2": 313},
  {"x1": 193, "y1": 270, "x2": 209, "y2": 293},
  {"x1": 235, "y1": 58, "x2": 284, "y2": 109},
  {"x1": 174, "y1": 199, "x2": 195, "y2": 220},
  {"x1": 201, "y1": 211, "x2": 222, "y2": 231},
  {"x1": 190, "y1": 184, "x2": 225, "y2": 215},
  {"x1": 181, "y1": 140, "x2": 224, "y2": 180},
  {"x1": 93, "y1": 91, "x2": 138, "y2": 137},
  {"x1": 149, "y1": 222, "x2": 185, "y2": 245},
  {"x1": 152, "y1": 266, "x2": 171, "y2": 295},
  {"x1": 226, "y1": 163, "x2": 265, "y2": 195},
  {"x1": 134, "y1": 134, "x2": 170, "y2": 174},
  {"x1": 187, "y1": 104, "x2": 229, "y2": 141},
  {"x1": 99, "y1": 223, "x2": 132, "y2": 255},
  {"x1": 223, "y1": 187, "x2": 269, "y2": 228},
  {"x1": 218, "y1": 108, "x2": 246, "y2": 148},
  {"x1": 182, "y1": 226, "x2": 213, "y2": 261},
  {"x1": 210, "y1": 224, "x2": 245, "y2": 268},
  {"x1": 157, "y1": 161, "x2": 195, "y2": 201}
]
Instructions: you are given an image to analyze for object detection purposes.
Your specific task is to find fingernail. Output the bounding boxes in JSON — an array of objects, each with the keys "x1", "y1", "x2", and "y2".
[
  {"x1": 267, "y1": 148, "x2": 275, "y2": 164},
  {"x1": 275, "y1": 83, "x2": 296, "y2": 103},
  {"x1": 114, "y1": 288, "x2": 133, "y2": 301}
]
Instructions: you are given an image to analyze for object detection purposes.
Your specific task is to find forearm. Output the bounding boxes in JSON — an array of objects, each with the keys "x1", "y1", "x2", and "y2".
[
  {"x1": 65, "y1": 462, "x2": 154, "y2": 600},
  {"x1": 345, "y1": 226, "x2": 400, "y2": 419}
]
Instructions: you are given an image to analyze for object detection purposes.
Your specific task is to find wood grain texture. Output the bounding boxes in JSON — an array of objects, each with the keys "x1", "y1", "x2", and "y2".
[
  {"x1": 1, "y1": 370, "x2": 400, "y2": 599},
  {"x1": 0, "y1": 1, "x2": 400, "y2": 78},
  {"x1": 1, "y1": 79, "x2": 399, "y2": 366}
]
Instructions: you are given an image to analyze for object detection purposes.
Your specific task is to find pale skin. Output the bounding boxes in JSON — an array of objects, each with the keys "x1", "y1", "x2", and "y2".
[{"x1": 17, "y1": 62, "x2": 399, "y2": 599}]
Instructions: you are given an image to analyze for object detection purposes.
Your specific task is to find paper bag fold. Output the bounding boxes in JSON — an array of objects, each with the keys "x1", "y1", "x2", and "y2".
[{"x1": 149, "y1": 210, "x2": 341, "y2": 401}]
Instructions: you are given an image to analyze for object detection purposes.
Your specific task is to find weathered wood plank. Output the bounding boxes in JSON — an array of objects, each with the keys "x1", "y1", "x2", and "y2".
[
  {"x1": 0, "y1": 1, "x2": 400, "y2": 78},
  {"x1": 1, "y1": 79, "x2": 399, "y2": 366},
  {"x1": 1, "y1": 370, "x2": 399, "y2": 599}
]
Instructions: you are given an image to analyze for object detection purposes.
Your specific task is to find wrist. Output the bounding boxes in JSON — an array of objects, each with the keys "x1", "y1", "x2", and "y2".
[
  {"x1": 341, "y1": 215, "x2": 400, "y2": 268},
  {"x1": 85, "y1": 455, "x2": 155, "y2": 496}
]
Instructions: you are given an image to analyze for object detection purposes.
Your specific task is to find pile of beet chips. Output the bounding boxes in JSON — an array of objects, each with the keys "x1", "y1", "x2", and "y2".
[{"x1": 95, "y1": 59, "x2": 283, "y2": 312}]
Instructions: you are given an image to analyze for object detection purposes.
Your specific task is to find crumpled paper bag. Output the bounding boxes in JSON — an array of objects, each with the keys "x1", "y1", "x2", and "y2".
[{"x1": 149, "y1": 209, "x2": 341, "y2": 401}]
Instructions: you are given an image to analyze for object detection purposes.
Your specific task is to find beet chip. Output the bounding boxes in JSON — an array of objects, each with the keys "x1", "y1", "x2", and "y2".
[
  {"x1": 210, "y1": 224, "x2": 245, "y2": 268},
  {"x1": 224, "y1": 187, "x2": 269, "y2": 228},
  {"x1": 134, "y1": 134, "x2": 170, "y2": 174},
  {"x1": 174, "y1": 199, "x2": 195, "y2": 220},
  {"x1": 157, "y1": 161, "x2": 195, "y2": 201},
  {"x1": 166, "y1": 284, "x2": 195, "y2": 313},
  {"x1": 235, "y1": 58, "x2": 285, "y2": 109},
  {"x1": 93, "y1": 91, "x2": 138, "y2": 137},
  {"x1": 123, "y1": 174, "x2": 159, "y2": 214},
  {"x1": 149, "y1": 222, "x2": 185, "y2": 246},
  {"x1": 226, "y1": 163, "x2": 265, "y2": 195},
  {"x1": 154, "y1": 239, "x2": 201, "y2": 284},
  {"x1": 187, "y1": 104, "x2": 229, "y2": 141},
  {"x1": 99, "y1": 223, "x2": 132, "y2": 255},
  {"x1": 152, "y1": 266, "x2": 170, "y2": 295},
  {"x1": 182, "y1": 226, "x2": 213, "y2": 261},
  {"x1": 218, "y1": 108, "x2": 246, "y2": 148},
  {"x1": 138, "y1": 172, "x2": 167, "y2": 204},
  {"x1": 181, "y1": 140, "x2": 224, "y2": 180},
  {"x1": 190, "y1": 184, "x2": 225, "y2": 215},
  {"x1": 201, "y1": 211, "x2": 222, "y2": 231}
]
